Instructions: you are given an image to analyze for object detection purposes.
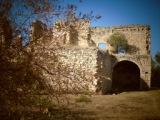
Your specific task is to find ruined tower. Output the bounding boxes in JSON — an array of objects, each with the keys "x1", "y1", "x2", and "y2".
[{"x1": 91, "y1": 25, "x2": 151, "y2": 93}]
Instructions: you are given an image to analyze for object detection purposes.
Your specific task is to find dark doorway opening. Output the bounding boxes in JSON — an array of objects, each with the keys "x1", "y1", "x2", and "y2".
[{"x1": 112, "y1": 61, "x2": 140, "y2": 92}]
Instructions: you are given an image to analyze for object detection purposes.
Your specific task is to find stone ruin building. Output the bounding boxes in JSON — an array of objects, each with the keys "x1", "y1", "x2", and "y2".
[
  {"x1": 1, "y1": 19, "x2": 151, "y2": 94},
  {"x1": 28, "y1": 20, "x2": 151, "y2": 94}
]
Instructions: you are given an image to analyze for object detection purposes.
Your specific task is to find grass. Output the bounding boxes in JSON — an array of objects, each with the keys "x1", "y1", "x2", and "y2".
[
  {"x1": 2, "y1": 90, "x2": 160, "y2": 120},
  {"x1": 75, "y1": 94, "x2": 92, "y2": 103},
  {"x1": 73, "y1": 90, "x2": 160, "y2": 120}
]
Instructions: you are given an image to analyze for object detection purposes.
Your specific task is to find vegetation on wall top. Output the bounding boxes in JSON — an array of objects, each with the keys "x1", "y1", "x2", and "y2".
[
  {"x1": 107, "y1": 32, "x2": 128, "y2": 53},
  {"x1": 107, "y1": 32, "x2": 139, "y2": 54},
  {"x1": 107, "y1": 32, "x2": 128, "y2": 48}
]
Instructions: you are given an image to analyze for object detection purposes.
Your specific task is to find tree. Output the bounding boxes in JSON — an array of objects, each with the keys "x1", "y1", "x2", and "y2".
[
  {"x1": 151, "y1": 52, "x2": 160, "y2": 88},
  {"x1": 107, "y1": 32, "x2": 139, "y2": 54},
  {"x1": 0, "y1": 0, "x2": 101, "y2": 119},
  {"x1": 155, "y1": 52, "x2": 160, "y2": 65},
  {"x1": 108, "y1": 32, "x2": 128, "y2": 46},
  {"x1": 107, "y1": 32, "x2": 128, "y2": 53},
  {"x1": 0, "y1": 0, "x2": 101, "y2": 44}
]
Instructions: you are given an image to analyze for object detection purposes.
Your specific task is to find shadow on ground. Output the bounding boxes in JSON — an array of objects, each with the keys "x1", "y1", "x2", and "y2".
[{"x1": 0, "y1": 108, "x2": 96, "y2": 120}]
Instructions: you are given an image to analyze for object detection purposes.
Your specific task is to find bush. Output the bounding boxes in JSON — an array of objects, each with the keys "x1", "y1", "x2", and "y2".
[
  {"x1": 75, "y1": 95, "x2": 92, "y2": 103},
  {"x1": 107, "y1": 32, "x2": 128, "y2": 49},
  {"x1": 107, "y1": 32, "x2": 139, "y2": 54}
]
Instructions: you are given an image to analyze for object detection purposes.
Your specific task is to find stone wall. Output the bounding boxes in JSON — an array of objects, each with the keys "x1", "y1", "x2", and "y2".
[
  {"x1": 112, "y1": 55, "x2": 151, "y2": 89},
  {"x1": 30, "y1": 20, "x2": 48, "y2": 42},
  {"x1": 28, "y1": 20, "x2": 151, "y2": 94},
  {"x1": 90, "y1": 25, "x2": 151, "y2": 93},
  {"x1": 73, "y1": 20, "x2": 90, "y2": 47},
  {"x1": 26, "y1": 34, "x2": 99, "y2": 93},
  {"x1": 59, "y1": 48, "x2": 98, "y2": 92},
  {"x1": 91, "y1": 25, "x2": 150, "y2": 55},
  {"x1": 52, "y1": 20, "x2": 70, "y2": 45}
]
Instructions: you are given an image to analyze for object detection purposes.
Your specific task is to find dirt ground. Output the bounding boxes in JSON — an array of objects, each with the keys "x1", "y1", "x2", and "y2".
[{"x1": 67, "y1": 90, "x2": 160, "y2": 120}]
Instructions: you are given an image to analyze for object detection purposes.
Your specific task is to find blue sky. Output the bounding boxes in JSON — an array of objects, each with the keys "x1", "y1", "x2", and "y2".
[{"x1": 63, "y1": 0, "x2": 160, "y2": 57}]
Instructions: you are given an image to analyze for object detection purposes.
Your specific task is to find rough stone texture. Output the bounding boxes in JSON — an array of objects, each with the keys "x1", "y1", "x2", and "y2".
[
  {"x1": 27, "y1": 20, "x2": 151, "y2": 94},
  {"x1": 91, "y1": 25, "x2": 151, "y2": 55},
  {"x1": 59, "y1": 48, "x2": 98, "y2": 92},
  {"x1": 112, "y1": 55, "x2": 151, "y2": 89},
  {"x1": 90, "y1": 25, "x2": 151, "y2": 93},
  {"x1": 52, "y1": 20, "x2": 70, "y2": 45},
  {"x1": 73, "y1": 20, "x2": 90, "y2": 47}
]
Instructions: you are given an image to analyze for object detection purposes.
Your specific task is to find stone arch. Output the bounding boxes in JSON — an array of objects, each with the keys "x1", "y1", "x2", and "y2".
[{"x1": 112, "y1": 60, "x2": 140, "y2": 92}]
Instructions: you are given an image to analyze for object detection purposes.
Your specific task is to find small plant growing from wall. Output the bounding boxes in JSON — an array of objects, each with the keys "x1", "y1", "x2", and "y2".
[
  {"x1": 107, "y1": 32, "x2": 139, "y2": 54},
  {"x1": 107, "y1": 32, "x2": 128, "y2": 54}
]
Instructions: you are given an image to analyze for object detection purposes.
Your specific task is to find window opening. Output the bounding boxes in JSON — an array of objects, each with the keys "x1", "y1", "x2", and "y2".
[
  {"x1": 117, "y1": 45, "x2": 126, "y2": 54},
  {"x1": 98, "y1": 43, "x2": 107, "y2": 51}
]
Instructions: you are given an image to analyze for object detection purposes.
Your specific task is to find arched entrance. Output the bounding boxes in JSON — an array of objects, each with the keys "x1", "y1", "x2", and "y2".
[{"x1": 112, "y1": 61, "x2": 140, "y2": 91}]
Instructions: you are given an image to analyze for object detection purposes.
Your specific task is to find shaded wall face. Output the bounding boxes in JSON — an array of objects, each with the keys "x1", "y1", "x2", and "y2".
[
  {"x1": 1, "y1": 19, "x2": 12, "y2": 46},
  {"x1": 112, "y1": 61, "x2": 140, "y2": 91}
]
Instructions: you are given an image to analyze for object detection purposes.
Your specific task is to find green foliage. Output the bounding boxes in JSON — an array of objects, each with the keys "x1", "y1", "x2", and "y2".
[
  {"x1": 151, "y1": 52, "x2": 160, "y2": 88},
  {"x1": 107, "y1": 32, "x2": 128, "y2": 53},
  {"x1": 83, "y1": 90, "x2": 92, "y2": 96},
  {"x1": 107, "y1": 32, "x2": 139, "y2": 54},
  {"x1": 27, "y1": 95, "x2": 54, "y2": 108},
  {"x1": 107, "y1": 32, "x2": 128, "y2": 48},
  {"x1": 155, "y1": 52, "x2": 160, "y2": 65},
  {"x1": 75, "y1": 94, "x2": 92, "y2": 103}
]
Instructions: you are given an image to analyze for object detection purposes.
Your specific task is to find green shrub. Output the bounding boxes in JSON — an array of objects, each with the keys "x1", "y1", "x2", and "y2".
[
  {"x1": 107, "y1": 32, "x2": 139, "y2": 54},
  {"x1": 75, "y1": 95, "x2": 92, "y2": 103},
  {"x1": 107, "y1": 32, "x2": 128, "y2": 48}
]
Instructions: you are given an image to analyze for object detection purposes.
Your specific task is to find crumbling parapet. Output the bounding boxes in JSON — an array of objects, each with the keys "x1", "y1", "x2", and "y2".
[
  {"x1": 53, "y1": 20, "x2": 70, "y2": 45},
  {"x1": 91, "y1": 25, "x2": 151, "y2": 55},
  {"x1": 30, "y1": 20, "x2": 48, "y2": 42},
  {"x1": 52, "y1": 19, "x2": 91, "y2": 47},
  {"x1": 73, "y1": 20, "x2": 90, "y2": 47}
]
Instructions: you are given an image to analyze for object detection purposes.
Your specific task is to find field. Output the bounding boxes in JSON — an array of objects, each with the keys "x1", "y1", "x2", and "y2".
[
  {"x1": 67, "y1": 90, "x2": 160, "y2": 120},
  {"x1": 3, "y1": 90, "x2": 160, "y2": 120}
]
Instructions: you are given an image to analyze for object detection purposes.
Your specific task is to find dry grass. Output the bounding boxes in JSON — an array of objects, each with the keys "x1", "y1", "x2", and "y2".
[
  {"x1": 69, "y1": 90, "x2": 160, "y2": 120},
  {"x1": 2, "y1": 90, "x2": 160, "y2": 120}
]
